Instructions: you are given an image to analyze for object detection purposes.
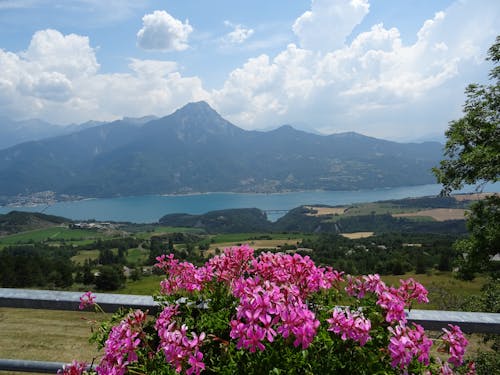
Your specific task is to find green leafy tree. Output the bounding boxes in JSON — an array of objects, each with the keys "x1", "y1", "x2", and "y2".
[
  {"x1": 95, "y1": 265, "x2": 125, "y2": 291},
  {"x1": 433, "y1": 36, "x2": 500, "y2": 279}
]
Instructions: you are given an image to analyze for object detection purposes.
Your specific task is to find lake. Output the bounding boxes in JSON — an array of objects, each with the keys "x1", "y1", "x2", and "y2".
[{"x1": 1, "y1": 183, "x2": 498, "y2": 223}]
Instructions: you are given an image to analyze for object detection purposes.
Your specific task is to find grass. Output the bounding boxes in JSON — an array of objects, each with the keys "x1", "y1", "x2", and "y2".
[
  {"x1": 119, "y1": 275, "x2": 164, "y2": 295},
  {"x1": 71, "y1": 249, "x2": 100, "y2": 264},
  {"x1": 321, "y1": 202, "x2": 420, "y2": 222},
  {"x1": 392, "y1": 208, "x2": 467, "y2": 222},
  {"x1": 381, "y1": 271, "x2": 487, "y2": 310},
  {"x1": 0, "y1": 307, "x2": 102, "y2": 364},
  {"x1": 343, "y1": 202, "x2": 418, "y2": 216},
  {"x1": 134, "y1": 226, "x2": 204, "y2": 239},
  {"x1": 340, "y1": 232, "x2": 374, "y2": 239},
  {"x1": 210, "y1": 232, "x2": 309, "y2": 243},
  {"x1": 0, "y1": 227, "x2": 105, "y2": 247},
  {"x1": 71, "y1": 248, "x2": 149, "y2": 266},
  {"x1": 126, "y1": 248, "x2": 149, "y2": 265}
]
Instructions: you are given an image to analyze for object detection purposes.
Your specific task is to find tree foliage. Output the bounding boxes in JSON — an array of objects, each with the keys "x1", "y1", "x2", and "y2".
[
  {"x1": 433, "y1": 36, "x2": 499, "y2": 193},
  {"x1": 434, "y1": 36, "x2": 500, "y2": 279}
]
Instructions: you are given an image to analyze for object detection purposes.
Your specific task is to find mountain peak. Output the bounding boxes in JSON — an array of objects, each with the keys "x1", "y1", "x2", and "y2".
[
  {"x1": 148, "y1": 101, "x2": 243, "y2": 139},
  {"x1": 174, "y1": 101, "x2": 218, "y2": 117},
  {"x1": 275, "y1": 124, "x2": 296, "y2": 132}
]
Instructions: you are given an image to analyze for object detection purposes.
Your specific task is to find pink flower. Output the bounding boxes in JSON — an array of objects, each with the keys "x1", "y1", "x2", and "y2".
[
  {"x1": 438, "y1": 359, "x2": 454, "y2": 374},
  {"x1": 466, "y1": 360, "x2": 476, "y2": 375},
  {"x1": 327, "y1": 307, "x2": 371, "y2": 346},
  {"x1": 96, "y1": 310, "x2": 145, "y2": 375},
  {"x1": 441, "y1": 324, "x2": 468, "y2": 367},
  {"x1": 156, "y1": 254, "x2": 212, "y2": 294},
  {"x1": 397, "y1": 278, "x2": 429, "y2": 305},
  {"x1": 376, "y1": 288, "x2": 407, "y2": 323},
  {"x1": 57, "y1": 360, "x2": 87, "y2": 375},
  {"x1": 388, "y1": 323, "x2": 432, "y2": 369},
  {"x1": 208, "y1": 244, "x2": 255, "y2": 284},
  {"x1": 251, "y1": 252, "x2": 343, "y2": 298},
  {"x1": 155, "y1": 307, "x2": 206, "y2": 375},
  {"x1": 230, "y1": 276, "x2": 319, "y2": 352},
  {"x1": 345, "y1": 274, "x2": 386, "y2": 298},
  {"x1": 79, "y1": 291, "x2": 96, "y2": 310}
]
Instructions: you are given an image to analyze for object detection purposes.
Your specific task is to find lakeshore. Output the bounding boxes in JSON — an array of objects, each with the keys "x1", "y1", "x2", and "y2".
[{"x1": 2, "y1": 183, "x2": 499, "y2": 223}]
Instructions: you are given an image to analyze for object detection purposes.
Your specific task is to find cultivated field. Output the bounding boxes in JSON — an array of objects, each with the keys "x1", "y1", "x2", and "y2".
[
  {"x1": 340, "y1": 231, "x2": 374, "y2": 239},
  {"x1": 453, "y1": 192, "x2": 498, "y2": 201},
  {"x1": 207, "y1": 239, "x2": 301, "y2": 254},
  {"x1": 392, "y1": 208, "x2": 467, "y2": 221},
  {"x1": 304, "y1": 206, "x2": 346, "y2": 216}
]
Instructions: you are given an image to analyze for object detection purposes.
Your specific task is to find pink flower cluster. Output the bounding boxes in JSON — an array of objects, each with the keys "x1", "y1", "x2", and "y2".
[
  {"x1": 155, "y1": 247, "x2": 343, "y2": 354},
  {"x1": 155, "y1": 305, "x2": 206, "y2": 375},
  {"x1": 79, "y1": 291, "x2": 96, "y2": 310},
  {"x1": 148, "y1": 246, "x2": 473, "y2": 374},
  {"x1": 57, "y1": 360, "x2": 88, "y2": 375},
  {"x1": 96, "y1": 310, "x2": 146, "y2": 375},
  {"x1": 346, "y1": 275, "x2": 429, "y2": 324},
  {"x1": 230, "y1": 276, "x2": 319, "y2": 351},
  {"x1": 376, "y1": 289, "x2": 408, "y2": 323},
  {"x1": 251, "y1": 252, "x2": 344, "y2": 298},
  {"x1": 441, "y1": 324, "x2": 468, "y2": 367},
  {"x1": 397, "y1": 278, "x2": 429, "y2": 305},
  {"x1": 155, "y1": 254, "x2": 212, "y2": 294},
  {"x1": 326, "y1": 307, "x2": 371, "y2": 346},
  {"x1": 388, "y1": 323, "x2": 432, "y2": 369},
  {"x1": 208, "y1": 244, "x2": 254, "y2": 283},
  {"x1": 345, "y1": 274, "x2": 387, "y2": 298}
]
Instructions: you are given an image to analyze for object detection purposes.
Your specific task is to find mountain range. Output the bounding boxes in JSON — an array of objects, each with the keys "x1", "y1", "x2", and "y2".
[{"x1": 0, "y1": 101, "x2": 444, "y2": 199}]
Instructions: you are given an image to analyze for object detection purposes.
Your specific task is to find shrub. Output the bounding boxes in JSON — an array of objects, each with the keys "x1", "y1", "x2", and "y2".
[{"x1": 66, "y1": 245, "x2": 475, "y2": 374}]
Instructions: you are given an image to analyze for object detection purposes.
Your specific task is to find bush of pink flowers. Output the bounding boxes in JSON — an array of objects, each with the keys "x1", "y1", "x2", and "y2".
[{"x1": 65, "y1": 245, "x2": 475, "y2": 374}]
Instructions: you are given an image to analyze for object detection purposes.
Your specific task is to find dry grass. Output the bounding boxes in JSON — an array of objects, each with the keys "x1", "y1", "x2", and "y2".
[
  {"x1": 340, "y1": 232, "x2": 374, "y2": 239},
  {"x1": 453, "y1": 192, "x2": 498, "y2": 201},
  {"x1": 304, "y1": 206, "x2": 346, "y2": 216},
  {"x1": 205, "y1": 239, "x2": 301, "y2": 256},
  {"x1": 392, "y1": 208, "x2": 467, "y2": 221},
  {"x1": 0, "y1": 308, "x2": 102, "y2": 365}
]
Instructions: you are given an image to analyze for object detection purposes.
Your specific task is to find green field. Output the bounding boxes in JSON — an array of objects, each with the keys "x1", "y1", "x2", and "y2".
[
  {"x1": 133, "y1": 226, "x2": 204, "y2": 239},
  {"x1": 126, "y1": 247, "x2": 149, "y2": 265},
  {"x1": 0, "y1": 227, "x2": 106, "y2": 247},
  {"x1": 210, "y1": 232, "x2": 309, "y2": 244},
  {"x1": 381, "y1": 271, "x2": 487, "y2": 310},
  {"x1": 71, "y1": 249, "x2": 100, "y2": 264},
  {"x1": 119, "y1": 274, "x2": 164, "y2": 295}
]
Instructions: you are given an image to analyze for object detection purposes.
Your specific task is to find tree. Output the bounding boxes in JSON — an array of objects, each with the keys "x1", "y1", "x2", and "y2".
[
  {"x1": 95, "y1": 265, "x2": 125, "y2": 291},
  {"x1": 433, "y1": 36, "x2": 500, "y2": 279}
]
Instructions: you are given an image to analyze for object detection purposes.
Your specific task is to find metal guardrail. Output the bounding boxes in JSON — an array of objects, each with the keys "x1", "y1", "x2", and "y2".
[
  {"x1": 0, "y1": 288, "x2": 158, "y2": 313},
  {"x1": 0, "y1": 359, "x2": 76, "y2": 374},
  {"x1": 1, "y1": 288, "x2": 499, "y2": 373}
]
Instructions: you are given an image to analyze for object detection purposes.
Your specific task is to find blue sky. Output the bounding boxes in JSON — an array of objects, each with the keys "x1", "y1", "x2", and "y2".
[{"x1": 0, "y1": 0, "x2": 498, "y2": 141}]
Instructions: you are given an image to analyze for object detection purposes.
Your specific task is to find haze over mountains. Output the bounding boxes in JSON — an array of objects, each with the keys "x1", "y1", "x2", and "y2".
[{"x1": 0, "y1": 102, "x2": 444, "y2": 199}]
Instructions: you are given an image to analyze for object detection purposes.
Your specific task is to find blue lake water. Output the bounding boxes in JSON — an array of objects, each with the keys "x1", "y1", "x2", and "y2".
[{"x1": 1, "y1": 184, "x2": 498, "y2": 223}]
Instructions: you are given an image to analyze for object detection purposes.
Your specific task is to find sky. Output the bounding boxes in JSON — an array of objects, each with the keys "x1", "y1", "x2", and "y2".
[{"x1": 0, "y1": 0, "x2": 498, "y2": 141}]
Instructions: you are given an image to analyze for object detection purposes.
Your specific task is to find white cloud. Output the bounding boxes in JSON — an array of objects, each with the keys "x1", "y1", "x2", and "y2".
[
  {"x1": 212, "y1": 0, "x2": 499, "y2": 140},
  {"x1": 293, "y1": 0, "x2": 370, "y2": 52},
  {"x1": 0, "y1": 0, "x2": 498, "y2": 142},
  {"x1": 0, "y1": 29, "x2": 208, "y2": 124},
  {"x1": 223, "y1": 21, "x2": 254, "y2": 44},
  {"x1": 128, "y1": 58, "x2": 179, "y2": 78},
  {"x1": 137, "y1": 10, "x2": 193, "y2": 52},
  {"x1": 22, "y1": 29, "x2": 99, "y2": 78}
]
